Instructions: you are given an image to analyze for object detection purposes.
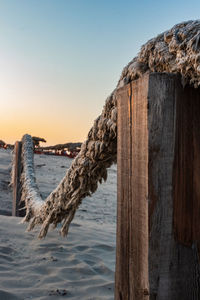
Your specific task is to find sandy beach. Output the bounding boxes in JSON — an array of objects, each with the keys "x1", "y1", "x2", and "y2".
[{"x1": 0, "y1": 148, "x2": 116, "y2": 300}]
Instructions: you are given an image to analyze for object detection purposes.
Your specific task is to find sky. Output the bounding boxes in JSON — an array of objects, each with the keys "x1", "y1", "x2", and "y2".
[{"x1": 0, "y1": 0, "x2": 200, "y2": 145}]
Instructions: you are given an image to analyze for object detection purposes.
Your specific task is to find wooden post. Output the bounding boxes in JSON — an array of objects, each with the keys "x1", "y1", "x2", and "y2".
[
  {"x1": 12, "y1": 141, "x2": 24, "y2": 217},
  {"x1": 116, "y1": 73, "x2": 200, "y2": 300}
]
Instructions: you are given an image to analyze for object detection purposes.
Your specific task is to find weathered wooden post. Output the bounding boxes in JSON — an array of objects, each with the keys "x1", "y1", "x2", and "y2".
[
  {"x1": 115, "y1": 73, "x2": 200, "y2": 300},
  {"x1": 12, "y1": 141, "x2": 24, "y2": 217}
]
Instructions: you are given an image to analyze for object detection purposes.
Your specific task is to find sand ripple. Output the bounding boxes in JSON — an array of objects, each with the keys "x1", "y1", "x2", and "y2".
[
  {"x1": 0, "y1": 216, "x2": 115, "y2": 300},
  {"x1": 0, "y1": 149, "x2": 116, "y2": 299}
]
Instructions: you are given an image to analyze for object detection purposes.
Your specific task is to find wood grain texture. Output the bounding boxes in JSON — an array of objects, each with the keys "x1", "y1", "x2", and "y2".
[
  {"x1": 148, "y1": 73, "x2": 178, "y2": 299},
  {"x1": 173, "y1": 84, "x2": 200, "y2": 246},
  {"x1": 148, "y1": 73, "x2": 200, "y2": 300},
  {"x1": 12, "y1": 141, "x2": 24, "y2": 217},
  {"x1": 116, "y1": 72, "x2": 200, "y2": 300},
  {"x1": 116, "y1": 74, "x2": 149, "y2": 300}
]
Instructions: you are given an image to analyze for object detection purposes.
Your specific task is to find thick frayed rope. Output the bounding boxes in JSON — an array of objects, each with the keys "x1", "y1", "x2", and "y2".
[
  {"x1": 20, "y1": 91, "x2": 117, "y2": 238},
  {"x1": 18, "y1": 20, "x2": 200, "y2": 238}
]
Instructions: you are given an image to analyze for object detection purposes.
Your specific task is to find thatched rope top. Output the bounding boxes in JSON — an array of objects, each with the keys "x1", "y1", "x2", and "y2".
[{"x1": 20, "y1": 20, "x2": 200, "y2": 238}]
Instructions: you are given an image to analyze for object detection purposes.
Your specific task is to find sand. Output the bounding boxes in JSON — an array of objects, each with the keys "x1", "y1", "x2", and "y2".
[{"x1": 0, "y1": 149, "x2": 116, "y2": 300}]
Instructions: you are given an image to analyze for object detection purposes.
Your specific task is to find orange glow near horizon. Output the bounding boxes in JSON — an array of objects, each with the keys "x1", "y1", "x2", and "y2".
[
  {"x1": 0, "y1": 50, "x2": 105, "y2": 146},
  {"x1": 0, "y1": 111, "x2": 94, "y2": 146}
]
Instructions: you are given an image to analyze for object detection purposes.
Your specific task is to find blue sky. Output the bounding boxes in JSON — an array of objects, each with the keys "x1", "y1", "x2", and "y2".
[{"x1": 0, "y1": 0, "x2": 200, "y2": 144}]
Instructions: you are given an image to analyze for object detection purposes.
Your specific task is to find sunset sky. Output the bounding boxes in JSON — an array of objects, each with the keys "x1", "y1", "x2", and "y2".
[{"x1": 1, "y1": 0, "x2": 200, "y2": 145}]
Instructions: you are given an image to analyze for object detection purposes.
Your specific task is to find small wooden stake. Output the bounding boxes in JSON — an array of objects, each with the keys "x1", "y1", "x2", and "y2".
[{"x1": 12, "y1": 141, "x2": 23, "y2": 217}]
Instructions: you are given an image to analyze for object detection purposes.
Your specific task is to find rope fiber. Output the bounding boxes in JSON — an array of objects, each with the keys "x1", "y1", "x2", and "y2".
[{"x1": 17, "y1": 20, "x2": 200, "y2": 238}]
